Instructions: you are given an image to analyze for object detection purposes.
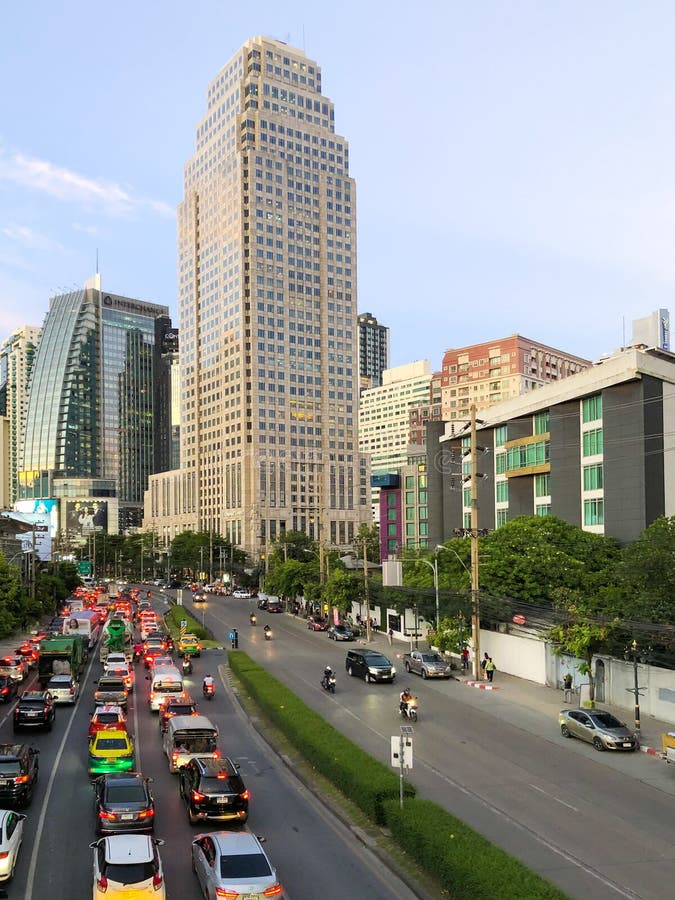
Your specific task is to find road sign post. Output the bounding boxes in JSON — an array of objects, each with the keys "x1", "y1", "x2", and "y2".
[{"x1": 391, "y1": 726, "x2": 413, "y2": 808}]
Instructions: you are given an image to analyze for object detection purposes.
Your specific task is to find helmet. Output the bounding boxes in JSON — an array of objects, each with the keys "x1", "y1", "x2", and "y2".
[
  {"x1": 325, "y1": 665, "x2": 332, "y2": 673},
  {"x1": 404, "y1": 687, "x2": 411, "y2": 694}
]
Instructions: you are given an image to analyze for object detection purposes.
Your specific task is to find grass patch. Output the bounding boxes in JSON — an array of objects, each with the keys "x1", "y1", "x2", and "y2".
[{"x1": 163, "y1": 606, "x2": 220, "y2": 648}]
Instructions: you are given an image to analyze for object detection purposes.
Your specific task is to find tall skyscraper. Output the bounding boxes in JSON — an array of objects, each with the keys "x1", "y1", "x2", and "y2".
[
  {"x1": 0, "y1": 325, "x2": 41, "y2": 505},
  {"x1": 357, "y1": 312, "x2": 389, "y2": 391},
  {"x1": 176, "y1": 36, "x2": 369, "y2": 555},
  {"x1": 19, "y1": 275, "x2": 174, "y2": 533}
]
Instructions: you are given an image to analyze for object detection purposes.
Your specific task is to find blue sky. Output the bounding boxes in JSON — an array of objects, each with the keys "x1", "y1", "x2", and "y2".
[{"x1": 2, "y1": 1, "x2": 675, "y2": 367}]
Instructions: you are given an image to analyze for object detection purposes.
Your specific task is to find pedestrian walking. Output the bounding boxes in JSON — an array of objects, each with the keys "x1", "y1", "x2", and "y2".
[
  {"x1": 485, "y1": 657, "x2": 496, "y2": 682},
  {"x1": 480, "y1": 651, "x2": 489, "y2": 679},
  {"x1": 232, "y1": 628, "x2": 239, "y2": 649},
  {"x1": 563, "y1": 672, "x2": 573, "y2": 703},
  {"x1": 387, "y1": 627, "x2": 394, "y2": 645},
  {"x1": 461, "y1": 646, "x2": 470, "y2": 671}
]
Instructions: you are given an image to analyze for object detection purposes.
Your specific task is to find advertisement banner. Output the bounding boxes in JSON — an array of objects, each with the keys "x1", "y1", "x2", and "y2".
[
  {"x1": 65, "y1": 500, "x2": 108, "y2": 538},
  {"x1": 1, "y1": 511, "x2": 52, "y2": 562}
]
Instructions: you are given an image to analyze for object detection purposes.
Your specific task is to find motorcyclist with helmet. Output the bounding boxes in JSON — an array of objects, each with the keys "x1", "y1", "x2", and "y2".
[
  {"x1": 322, "y1": 665, "x2": 333, "y2": 690},
  {"x1": 399, "y1": 686, "x2": 413, "y2": 713}
]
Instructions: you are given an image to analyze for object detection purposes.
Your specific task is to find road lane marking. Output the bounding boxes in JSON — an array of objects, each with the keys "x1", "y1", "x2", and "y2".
[
  {"x1": 25, "y1": 644, "x2": 98, "y2": 899},
  {"x1": 529, "y1": 782, "x2": 579, "y2": 811}
]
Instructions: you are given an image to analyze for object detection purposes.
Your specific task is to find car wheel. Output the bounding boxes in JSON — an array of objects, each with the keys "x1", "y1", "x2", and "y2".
[
  {"x1": 422, "y1": 669, "x2": 428, "y2": 680},
  {"x1": 188, "y1": 805, "x2": 200, "y2": 825},
  {"x1": 366, "y1": 673, "x2": 373, "y2": 684},
  {"x1": 593, "y1": 737, "x2": 605, "y2": 751},
  {"x1": 348, "y1": 666, "x2": 354, "y2": 677},
  {"x1": 560, "y1": 724, "x2": 572, "y2": 738},
  {"x1": 404, "y1": 662, "x2": 411, "y2": 673}
]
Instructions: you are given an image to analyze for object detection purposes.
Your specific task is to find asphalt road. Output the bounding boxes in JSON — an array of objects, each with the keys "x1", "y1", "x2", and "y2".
[
  {"x1": 192, "y1": 592, "x2": 675, "y2": 900},
  {"x1": 1, "y1": 609, "x2": 420, "y2": 900}
]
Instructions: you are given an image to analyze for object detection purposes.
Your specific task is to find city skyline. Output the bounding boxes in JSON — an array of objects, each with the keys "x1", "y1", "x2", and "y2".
[{"x1": 4, "y1": 3, "x2": 675, "y2": 369}]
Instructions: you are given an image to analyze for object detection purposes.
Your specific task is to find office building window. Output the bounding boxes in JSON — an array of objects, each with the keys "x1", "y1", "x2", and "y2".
[
  {"x1": 582, "y1": 394, "x2": 602, "y2": 423},
  {"x1": 535, "y1": 504, "x2": 551, "y2": 517},
  {"x1": 534, "y1": 411, "x2": 550, "y2": 434},
  {"x1": 496, "y1": 509, "x2": 508, "y2": 527},
  {"x1": 496, "y1": 481, "x2": 508, "y2": 503},
  {"x1": 582, "y1": 428, "x2": 603, "y2": 457},
  {"x1": 535, "y1": 473, "x2": 551, "y2": 497},
  {"x1": 494, "y1": 425, "x2": 507, "y2": 447},
  {"x1": 584, "y1": 498, "x2": 604, "y2": 526},
  {"x1": 583, "y1": 464, "x2": 603, "y2": 491}
]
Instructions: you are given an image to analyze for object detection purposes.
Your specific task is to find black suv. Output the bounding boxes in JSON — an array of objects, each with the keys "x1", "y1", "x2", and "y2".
[
  {"x1": 14, "y1": 691, "x2": 56, "y2": 732},
  {"x1": 179, "y1": 757, "x2": 249, "y2": 825},
  {"x1": 345, "y1": 649, "x2": 396, "y2": 683},
  {"x1": 0, "y1": 743, "x2": 39, "y2": 806}
]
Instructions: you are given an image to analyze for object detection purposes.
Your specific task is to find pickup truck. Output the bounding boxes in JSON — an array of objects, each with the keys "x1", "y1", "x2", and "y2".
[{"x1": 402, "y1": 650, "x2": 452, "y2": 680}]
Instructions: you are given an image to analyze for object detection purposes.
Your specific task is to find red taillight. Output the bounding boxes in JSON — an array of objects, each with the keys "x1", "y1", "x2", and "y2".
[
  {"x1": 191, "y1": 790, "x2": 206, "y2": 802},
  {"x1": 43, "y1": 707, "x2": 50, "y2": 717},
  {"x1": 99, "y1": 811, "x2": 117, "y2": 820},
  {"x1": 0, "y1": 852, "x2": 8, "y2": 860},
  {"x1": 263, "y1": 884, "x2": 284, "y2": 897},
  {"x1": 15, "y1": 774, "x2": 29, "y2": 784},
  {"x1": 69, "y1": 686, "x2": 75, "y2": 695},
  {"x1": 138, "y1": 809, "x2": 154, "y2": 819},
  {"x1": 152, "y1": 871, "x2": 163, "y2": 891},
  {"x1": 215, "y1": 889, "x2": 238, "y2": 899},
  {"x1": 240, "y1": 789, "x2": 250, "y2": 800},
  {"x1": 1, "y1": 688, "x2": 8, "y2": 695},
  {"x1": 216, "y1": 773, "x2": 228, "y2": 780},
  {"x1": 213, "y1": 750, "x2": 220, "y2": 759},
  {"x1": 96, "y1": 874, "x2": 108, "y2": 892}
]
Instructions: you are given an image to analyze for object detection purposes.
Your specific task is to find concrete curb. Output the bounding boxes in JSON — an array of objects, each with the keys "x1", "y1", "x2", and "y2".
[
  {"x1": 463, "y1": 680, "x2": 499, "y2": 691},
  {"x1": 640, "y1": 744, "x2": 665, "y2": 760}
]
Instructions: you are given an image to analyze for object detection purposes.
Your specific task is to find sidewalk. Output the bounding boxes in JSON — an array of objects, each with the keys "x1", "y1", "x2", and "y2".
[{"x1": 379, "y1": 631, "x2": 671, "y2": 758}]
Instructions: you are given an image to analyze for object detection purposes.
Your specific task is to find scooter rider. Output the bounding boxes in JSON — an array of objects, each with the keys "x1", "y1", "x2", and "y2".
[
  {"x1": 322, "y1": 665, "x2": 333, "y2": 689},
  {"x1": 182, "y1": 653, "x2": 192, "y2": 674},
  {"x1": 249, "y1": 612, "x2": 257, "y2": 625},
  {"x1": 399, "y1": 686, "x2": 413, "y2": 713},
  {"x1": 203, "y1": 674, "x2": 215, "y2": 693}
]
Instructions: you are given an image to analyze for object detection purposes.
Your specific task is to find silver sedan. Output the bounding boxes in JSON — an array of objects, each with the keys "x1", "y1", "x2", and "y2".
[
  {"x1": 558, "y1": 708, "x2": 639, "y2": 751},
  {"x1": 192, "y1": 831, "x2": 284, "y2": 899}
]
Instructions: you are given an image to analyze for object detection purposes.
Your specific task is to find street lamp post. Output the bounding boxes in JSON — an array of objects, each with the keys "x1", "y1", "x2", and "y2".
[{"x1": 626, "y1": 640, "x2": 643, "y2": 734}]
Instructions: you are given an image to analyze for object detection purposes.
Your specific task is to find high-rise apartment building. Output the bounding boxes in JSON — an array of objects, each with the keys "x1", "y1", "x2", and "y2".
[
  {"x1": 359, "y1": 360, "x2": 432, "y2": 521},
  {"x1": 174, "y1": 36, "x2": 369, "y2": 555},
  {"x1": 19, "y1": 275, "x2": 174, "y2": 533},
  {"x1": 440, "y1": 335, "x2": 590, "y2": 424},
  {"x1": 0, "y1": 326, "x2": 41, "y2": 505},
  {"x1": 357, "y1": 312, "x2": 389, "y2": 391}
]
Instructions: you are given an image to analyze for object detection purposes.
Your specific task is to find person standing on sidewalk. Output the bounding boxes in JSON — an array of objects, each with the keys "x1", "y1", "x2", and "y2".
[
  {"x1": 485, "y1": 657, "x2": 496, "y2": 682},
  {"x1": 563, "y1": 672, "x2": 573, "y2": 703},
  {"x1": 461, "y1": 646, "x2": 470, "y2": 671},
  {"x1": 387, "y1": 627, "x2": 394, "y2": 646},
  {"x1": 480, "y1": 652, "x2": 489, "y2": 679}
]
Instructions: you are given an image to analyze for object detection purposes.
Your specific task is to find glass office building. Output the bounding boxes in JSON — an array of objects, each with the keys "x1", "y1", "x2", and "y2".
[{"x1": 19, "y1": 274, "x2": 174, "y2": 532}]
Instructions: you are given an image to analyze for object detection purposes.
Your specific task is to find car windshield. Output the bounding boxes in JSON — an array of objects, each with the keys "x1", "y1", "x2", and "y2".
[
  {"x1": 49, "y1": 678, "x2": 71, "y2": 687},
  {"x1": 201, "y1": 775, "x2": 242, "y2": 792},
  {"x1": 21, "y1": 699, "x2": 45, "y2": 708},
  {"x1": 99, "y1": 681, "x2": 125, "y2": 690},
  {"x1": 593, "y1": 713, "x2": 623, "y2": 729},
  {"x1": 106, "y1": 783, "x2": 147, "y2": 803},
  {"x1": 219, "y1": 853, "x2": 272, "y2": 879},
  {"x1": 167, "y1": 705, "x2": 193, "y2": 716},
  {"x1": 421, "y1": 654, "x2": 442, "y2": 663},
  {"x1": 95, "y1": 738, "x2": 129, "y2": 751},
  {"x1": 0, "y1": 762, "x2": 21, "y2": 775},
  {"x1": 366, "y1": 655, "x2": 390, "y2": 665},
  {"x1": 104, "y1": 861, "x2": 154, "y2": 884},
  {"x1": 95, "y1": 713, "x2": 121, "y2": 725}
]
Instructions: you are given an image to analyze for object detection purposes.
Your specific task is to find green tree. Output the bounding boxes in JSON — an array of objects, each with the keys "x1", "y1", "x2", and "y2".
[
  {"x1": 264, "y1": 559, "x2": 309, "y2": 603},
  {"x1": 479, "y1": 516, "x2": 619, "y2": 605},
  {"x1": 547, "y1": 586, "x2": 616, "y2": 701},
  {"x1": 0, "y1": 552, "x2": 22, "y2": 636},
  {"x1": 323, "y1": 569, "x2": 361, "y2": 617},
  {"x1": 354, "y1": 523, "x2": 380, "y2": 563},
  {"x1": 612, "y1": 516, "x2": 675, "y2": 623}
]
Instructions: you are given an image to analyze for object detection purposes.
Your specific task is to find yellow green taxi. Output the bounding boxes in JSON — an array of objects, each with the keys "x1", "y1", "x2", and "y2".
[
  {"x1": 88, "y1": 729, "x2": 135, "y2": 775},
  {"x1": 178, "y1": 633, "x2": 202, "y2": 657}
]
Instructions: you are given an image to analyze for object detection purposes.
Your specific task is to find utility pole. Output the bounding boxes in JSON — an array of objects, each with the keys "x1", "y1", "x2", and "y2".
[
  {"x1": 470, "y1": 403, "x2": 481, "y2": 680},
  {"x1": 363, "y1": 537, "x2": 372, "y2": 643}
]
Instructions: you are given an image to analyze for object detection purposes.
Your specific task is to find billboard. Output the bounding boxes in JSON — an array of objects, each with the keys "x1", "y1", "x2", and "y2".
[
  {"x1": 2, "y1": 511, "x2": 52, "y2": 562},
  {"x1": 14, "y1": 499, "x2": 59, "y2": 537},
  {"x1": 65, "y1": 500, "x2": 108, "y2": 538}
]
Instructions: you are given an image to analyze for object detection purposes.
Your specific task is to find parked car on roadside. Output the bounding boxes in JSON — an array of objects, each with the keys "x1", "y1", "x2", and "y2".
[
  {"x1": 403, "y1": 650, "x2": 452, "y2": 680},
  {"x1": 558, "y1": 708, "x2": 639, "y2": 751},
  {"x1": 307, "y1": 617, "x2": 328, "y2": 632},
  {"x1": 328, "y1": 624, "x2": 354, "y2": 642}
]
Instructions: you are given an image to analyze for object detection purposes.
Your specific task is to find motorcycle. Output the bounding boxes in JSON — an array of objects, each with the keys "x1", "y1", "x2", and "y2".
[
  {"x1": 399, "y1": 697, "x2": 418, "y2": 722},
  {"x1": 203, "y1": 682, "x2": 215, "y2": 700},
  {"x1": 250, "y1": 614, "x2": 257, "y2": 626},
  {"x1": 321, "y1": 673, "x2": 337, "y2": 693},
  {"x1": 182, "y1": 657, "x2": 193, "y2": 675},
  {"x1": 264, "y1": 627, "x2": 272, "y2": 641}
]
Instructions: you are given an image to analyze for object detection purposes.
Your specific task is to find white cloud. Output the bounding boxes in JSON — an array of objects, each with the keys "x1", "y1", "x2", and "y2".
[
  {"x1": 72, "y1": 222, "x2": 99, "y2": 235},
  {"x1": 2, "y1": 224, "x2": 64, "y2": 252},
  {"x1": 0, "y1": 145, "x2": 175, "y2": 220}
]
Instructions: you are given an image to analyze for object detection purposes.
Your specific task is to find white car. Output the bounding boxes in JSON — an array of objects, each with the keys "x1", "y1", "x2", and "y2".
[
  {"x1": 192, "y1": 831, "x2": 284, "y2": 899},
  {"x1": 0, "y1": 810, "x2": 24, "y2": 882},
  {"x1": 104, "y1": 663, "x2": 134, "y2": 692},
  {"x1": 46, "y1": 674, "x2": 79, "y2": 704},
  {"x1": 232, "y1": 589, "x2": 252, "y2": 599},
  {"x1": 91, "y1": 834, "x2": 165, "y2": 899}
]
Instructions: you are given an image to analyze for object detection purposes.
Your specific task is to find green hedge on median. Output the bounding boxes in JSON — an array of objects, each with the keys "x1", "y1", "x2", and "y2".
[
  {"x1": 228, "y1": 651, "x2": 414, "y2": 823},
  {"x1": 384, "y1": 798, "x2": 569, "y2": 899}
]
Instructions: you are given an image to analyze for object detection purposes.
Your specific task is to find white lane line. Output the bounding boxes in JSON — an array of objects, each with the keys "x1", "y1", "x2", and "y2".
[
  {"x1": 25, "y1": 646, "x2": 98, "y2": 899},
  {"x1": 529, "y1": 782, "x2": 579, "y2": 811}
]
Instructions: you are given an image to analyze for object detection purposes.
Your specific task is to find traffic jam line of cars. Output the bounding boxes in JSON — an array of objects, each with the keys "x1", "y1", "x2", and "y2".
[{"x1": 83, "y1": 591, "x2": 286, "y2": 898}]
